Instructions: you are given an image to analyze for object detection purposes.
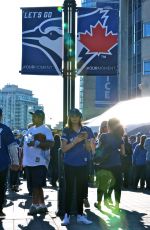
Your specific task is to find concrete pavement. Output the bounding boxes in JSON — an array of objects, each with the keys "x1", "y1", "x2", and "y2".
[{"x1": 0, "y1": 179, "x2": 150, "y2": 230}]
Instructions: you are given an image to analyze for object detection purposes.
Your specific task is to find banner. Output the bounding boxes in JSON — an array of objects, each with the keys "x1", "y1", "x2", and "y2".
[
  {"x1": 95, "y1": 76, "x2": 118, "y2": 107},
  {"x1": 21, "y1": 7, "x2": 62, "y2": 75},
  {"x1": 77, "y1": 7, "x2": 119, "y2": 76}
]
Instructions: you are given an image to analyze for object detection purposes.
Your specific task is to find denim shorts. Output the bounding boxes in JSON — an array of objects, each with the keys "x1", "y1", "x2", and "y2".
[{"x1": 25, "y1": 165, "x2": 47, "y2": 189}]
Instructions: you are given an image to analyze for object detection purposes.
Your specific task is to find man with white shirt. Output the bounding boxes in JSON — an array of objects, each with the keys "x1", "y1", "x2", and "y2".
[{"x1": 23, "y1": 109, "x2": 54, "y2": 215}]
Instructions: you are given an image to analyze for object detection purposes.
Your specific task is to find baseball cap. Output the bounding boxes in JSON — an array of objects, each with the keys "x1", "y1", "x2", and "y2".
[
  {"x1": 0, "y1": 108, "x2": 2, "y2": 116},
  {"x1": 68, "y1": 108, "x2": 82, "y2": 118},
  {"x1": 29, "y1": 109, "x2": 45, "y2": 118}
]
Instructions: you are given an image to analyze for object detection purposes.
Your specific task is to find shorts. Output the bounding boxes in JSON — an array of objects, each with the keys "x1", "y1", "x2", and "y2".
[{"x1": 25, "y1": 165, "x2": 47, "y2": 189}]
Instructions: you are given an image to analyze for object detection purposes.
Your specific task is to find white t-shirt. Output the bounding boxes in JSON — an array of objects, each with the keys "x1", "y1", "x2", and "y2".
[{"x1": 23, "y1": 124, "x2": 54, "y2": 168}]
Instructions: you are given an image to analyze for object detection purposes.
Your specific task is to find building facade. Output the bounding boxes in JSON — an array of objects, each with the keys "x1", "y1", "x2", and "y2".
[
  {"x1": 0, "y1": 84, "x2": 43, "y2": 129},
  {"x1": 80, "y1": 0, "x2": 150, "y2": 120}
]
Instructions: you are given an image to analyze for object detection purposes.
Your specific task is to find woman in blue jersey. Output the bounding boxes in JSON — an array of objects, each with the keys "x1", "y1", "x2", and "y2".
[
  {"x1": 61, "y1": 108, "x2": 95, "y2": 226},
  {"x1": 94, "y1": 118, "x2": 125, "y2": 211}
]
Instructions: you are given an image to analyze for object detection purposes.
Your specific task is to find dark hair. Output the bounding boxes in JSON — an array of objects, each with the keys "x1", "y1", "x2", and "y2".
[
  {"x1": 54, "y1": 134, "x2": 61, "y2": 146},
  {"x1": 140, "y1": 135, "x2": 147, "y2": 148}
]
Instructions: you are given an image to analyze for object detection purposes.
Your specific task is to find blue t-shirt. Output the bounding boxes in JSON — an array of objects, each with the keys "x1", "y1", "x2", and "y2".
[
  {"x1": 132, "y1": 144, "x2": 147, "y2": 166},
  {"x1": 0, "y1": 123, "x2": 15, "y2": 171},
  {"x1": 99, "y1": 133, "x2": 123, "y2": 168},
  {"x1": 61, "y1": 126, "x2": 94, "y2": 166}
]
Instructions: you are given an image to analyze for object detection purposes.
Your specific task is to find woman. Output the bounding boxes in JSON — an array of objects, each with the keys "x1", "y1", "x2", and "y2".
[
  {"x1": 133, "y1": 135, "x2": 147, "y2": 190},
  {"x1": 61, "y1": 108, "x2": 95, "y2": 226},
  {"x1": 94, "y1": 118, "x2": 125, "y2": 211}
]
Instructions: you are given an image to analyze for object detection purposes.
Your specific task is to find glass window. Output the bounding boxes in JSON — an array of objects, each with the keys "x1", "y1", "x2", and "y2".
[
  {"x1": 143, "y1": 22, "x2": 150, "y2": 37},
  {"x1": 143, "y1": 61, "x2": 150, "y2": 75}
]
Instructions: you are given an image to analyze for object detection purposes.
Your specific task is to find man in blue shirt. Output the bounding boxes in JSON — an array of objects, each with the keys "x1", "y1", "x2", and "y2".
[{"x1": 0, "y1": 108, "x2": 19, "y2": 217}]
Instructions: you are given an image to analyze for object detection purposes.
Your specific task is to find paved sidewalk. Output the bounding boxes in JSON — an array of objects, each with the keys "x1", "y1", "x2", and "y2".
[{"x1": 0, "y1": 179, "x2": 150, "y2": 230}]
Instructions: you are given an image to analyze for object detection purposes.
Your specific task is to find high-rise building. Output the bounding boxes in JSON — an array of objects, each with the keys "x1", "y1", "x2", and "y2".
[
  {"x1": 0, "y1": 84, "x2": 43, "y2": 129},
  {"x1": 80, "y1": 0, "x2": 150, "y2": 120}
]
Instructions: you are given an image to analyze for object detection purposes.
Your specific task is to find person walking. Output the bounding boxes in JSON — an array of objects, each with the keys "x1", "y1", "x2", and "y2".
[
  {"x1": 121, "y1": 134, "x2": 133, "y2": 189},
  {"x1": 132, "y1": 135, "x2": 147, "y2": 190},
  {"x1": 23, "y1": 109, "x2": 54, "y2": 215},
  {"x1": 0, "y1": 108, "x2": 19, "y2": 217},
  {"x1": 61, "y1": 108, "x2": 94, "y2": 226},
  {"x1": 94, "y1": 118, "x2": 125, "y2": 211}
]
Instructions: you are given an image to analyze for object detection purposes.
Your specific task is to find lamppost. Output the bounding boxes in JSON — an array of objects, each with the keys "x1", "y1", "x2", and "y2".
[
  {"x1": 63, "y1": 0, "x2": 76, "y2": 127},
  {"x1": 57, "y1": 0, "x2": 77, "y2": 216}
]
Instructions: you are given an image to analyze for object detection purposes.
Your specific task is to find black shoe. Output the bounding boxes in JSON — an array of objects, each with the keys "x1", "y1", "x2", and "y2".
[
  {"x1": 94, "y1": 202, "x2": 101, "y2": 210},
  {"x1": 83, "y1": 199, "x2": 90, "y2": 208},
  {"x1": 0, "y1": 211, "x2": 6, "y2": 217}
]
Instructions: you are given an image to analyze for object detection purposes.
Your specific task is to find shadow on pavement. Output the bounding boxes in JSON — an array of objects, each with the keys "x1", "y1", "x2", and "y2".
[
  {"x1": 17, "y1": 215, "x2": 55, "y2": 230},
  {"x1": 84, "y1": 209, "x2": 149, "y2": 230}
]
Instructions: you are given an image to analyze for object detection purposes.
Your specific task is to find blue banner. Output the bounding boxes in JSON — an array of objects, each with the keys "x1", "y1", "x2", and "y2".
[
  {"x1": 21, "y1": 7, "x2": 62, "y2": 75},
  {"x1": 95, "y1": 76, "x2": 118, "y2": 107},
  {"x1": 77, "y1": 7, "x2": 119, "y2": 76}
]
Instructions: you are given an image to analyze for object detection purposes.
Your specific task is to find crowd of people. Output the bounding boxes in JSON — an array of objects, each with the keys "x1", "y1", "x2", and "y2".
[{"x1": 0, "y1": 107, "x2": 150, "y2": 226}]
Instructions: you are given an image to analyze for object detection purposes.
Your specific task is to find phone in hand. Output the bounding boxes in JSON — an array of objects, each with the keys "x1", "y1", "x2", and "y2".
[{"x1": 78, "y1": 131, "x2": 88, "y2": 139}]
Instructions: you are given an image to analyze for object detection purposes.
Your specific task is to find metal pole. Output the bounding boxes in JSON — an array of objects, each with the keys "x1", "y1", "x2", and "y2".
[{"x1": 63, "y1": 0, "x2": 76, "y2": 127}]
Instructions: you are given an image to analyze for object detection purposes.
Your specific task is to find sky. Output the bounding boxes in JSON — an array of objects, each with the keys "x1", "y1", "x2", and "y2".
[{"x1": 0, "y1": 0, "x2": 81, "y2": 127}]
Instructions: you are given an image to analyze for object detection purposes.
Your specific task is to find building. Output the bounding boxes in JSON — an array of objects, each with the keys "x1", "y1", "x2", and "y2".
[
  {"x1": 0, "y1": 84, "x2": 43, "y2": 129},
  {"x1": 80, "y1": 0, "x2": 150, "y2": 120}
]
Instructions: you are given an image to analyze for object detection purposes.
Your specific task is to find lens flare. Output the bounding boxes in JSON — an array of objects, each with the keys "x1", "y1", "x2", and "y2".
[{"x1": 57, "y1": 6, "x2": 62, "y2": 13}]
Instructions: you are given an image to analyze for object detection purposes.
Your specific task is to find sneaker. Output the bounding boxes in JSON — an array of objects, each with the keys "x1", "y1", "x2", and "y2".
[
  {"x1": 37, "y1": 205, "x2": 48, "y2": 214},
  {"x1": 61, "y1": 213, "x2": 70, "y2": 226},
  {"x1": 83, "y1": 198, "x2": 90, "y2": 208},
  {"x1": 28, "y1": 205, "x2": 38, "y2": 215},
  {"x1": 77, "y1": 215, "x2": 92, "y2": 224}
]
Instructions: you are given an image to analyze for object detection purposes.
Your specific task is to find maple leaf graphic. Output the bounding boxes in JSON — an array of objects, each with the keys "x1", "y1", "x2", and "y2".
[{"x1": 79, "y1": 22, "x2": 118, "y2": 54}]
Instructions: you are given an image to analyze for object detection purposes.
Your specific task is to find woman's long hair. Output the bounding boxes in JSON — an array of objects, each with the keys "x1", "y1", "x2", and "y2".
[{"x1": 108, "y1": 118, "x2": 124, "y2": 138}]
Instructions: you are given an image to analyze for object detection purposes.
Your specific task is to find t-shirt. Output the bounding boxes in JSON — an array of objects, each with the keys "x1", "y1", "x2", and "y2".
[
  {"x1": 99, "y1": 133, "x2": 123, "y2": 168},
  {"x1": 61, "y1": 126, "x2": 94, "y2": 166},
  {"x1": 23, "y1": 124, "x2": 54, "y2": 168},
  {"x1": 0, "y1": 123, "x2": 15, "y2": 171}
]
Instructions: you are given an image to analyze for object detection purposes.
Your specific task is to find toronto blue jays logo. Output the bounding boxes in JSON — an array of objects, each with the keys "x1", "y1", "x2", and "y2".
[
  {"x1": 77, "y1": 8, "x2": 119, "y2": 76},
  {"x1": 22, "y1": 8, "x2": 62, "y2": 75}
]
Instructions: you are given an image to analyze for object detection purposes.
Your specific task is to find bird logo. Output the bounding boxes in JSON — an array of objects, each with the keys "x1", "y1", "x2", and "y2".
[{"x1": 22, "y1": 17, "x2": 62, "y2": 75}]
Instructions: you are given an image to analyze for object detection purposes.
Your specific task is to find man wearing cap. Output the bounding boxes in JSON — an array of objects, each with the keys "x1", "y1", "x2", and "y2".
[
  {"x1": 0, "y1": 108, "x2": 19, "y2": 217},
  {"x1": 23, "y1": 109, "x2": 54, "y2": 215}
]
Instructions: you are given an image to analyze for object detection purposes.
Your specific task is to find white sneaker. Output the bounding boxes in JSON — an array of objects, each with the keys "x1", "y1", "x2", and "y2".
[
  {"x1": 61, "y1": 213, "x2": 70, "y2": 226},
  {"x1": 77, "y1": 214, "x2": 92, "y2": 224}
]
